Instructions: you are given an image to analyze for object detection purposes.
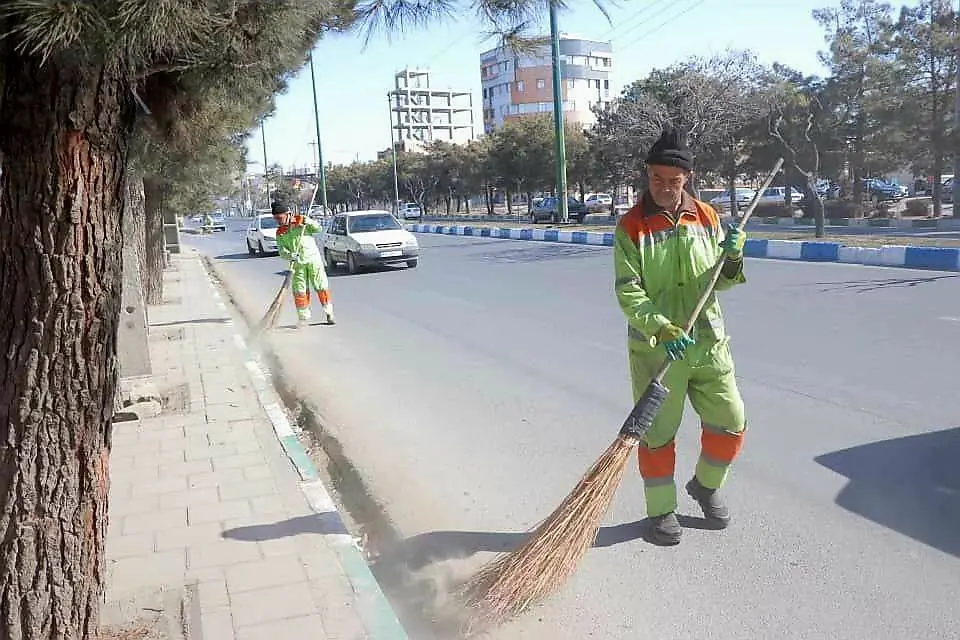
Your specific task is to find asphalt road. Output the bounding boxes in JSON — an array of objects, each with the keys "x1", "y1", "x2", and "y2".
[{"x1": 187, "y1": 220, "x2": 960, "y2": 640}]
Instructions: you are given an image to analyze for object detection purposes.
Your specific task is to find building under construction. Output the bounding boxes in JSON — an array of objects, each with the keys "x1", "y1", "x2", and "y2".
[{"x1": 388, "y1": 68, "x2": 475, "y2": 153}]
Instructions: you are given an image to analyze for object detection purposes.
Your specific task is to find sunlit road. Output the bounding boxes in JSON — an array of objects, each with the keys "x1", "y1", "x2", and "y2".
[{"x1": 186, "y1": 219, "x2": 960, "y2": 640}]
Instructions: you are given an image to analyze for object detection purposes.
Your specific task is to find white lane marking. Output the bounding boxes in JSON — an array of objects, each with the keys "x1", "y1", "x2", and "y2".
[{"x1": 937, "y1": 316, "x2": 960, "y2": 323}]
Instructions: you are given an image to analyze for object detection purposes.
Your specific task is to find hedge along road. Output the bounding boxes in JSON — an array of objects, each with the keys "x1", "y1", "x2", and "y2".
[{"x1": 187, "y1": 220, "x2": 960, "y2": 640}]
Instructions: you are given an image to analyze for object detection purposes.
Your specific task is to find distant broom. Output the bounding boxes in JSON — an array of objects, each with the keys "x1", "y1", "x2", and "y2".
[
  {"x1": 256, "y1": 184, "x2": 319, "y2": 333},
  {"x1": 459, "y1": 158, "x2": 785, "y2": 633}
]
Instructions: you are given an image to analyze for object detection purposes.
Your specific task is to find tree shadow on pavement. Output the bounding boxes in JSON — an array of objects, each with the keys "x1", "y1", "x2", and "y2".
[
  {"x1": 811, "y1": 274, "x2": 958, "y2": 293},
  {"x1": 815, "y1": 426, "x2": 960, "y2": 558},
  {"x1": 213, "y1": 252, "x2": 258, "y2": 261},
  {"x1": 149, "y1": 318, "x2": 231, "y2": 328},
  {"x1": 474, "y1": 244, "x2": 605, "y2": 264}
]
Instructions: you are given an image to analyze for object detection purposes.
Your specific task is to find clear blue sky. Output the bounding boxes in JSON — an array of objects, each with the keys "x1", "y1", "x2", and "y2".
[{"x1": 247, "y1": 0, "x2": 838, "y2": 174}]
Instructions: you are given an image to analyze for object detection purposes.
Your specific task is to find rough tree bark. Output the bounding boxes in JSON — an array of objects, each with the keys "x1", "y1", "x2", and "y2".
[
  {"x1": 125, "y1": 171, "x2": 148, "y2": 295},
  {"x1": 141, "y1": 175, "x2": 165, "y2": 305},
  {"x1": 0, "y1": 56, "x2": 134, "y2": 638}
]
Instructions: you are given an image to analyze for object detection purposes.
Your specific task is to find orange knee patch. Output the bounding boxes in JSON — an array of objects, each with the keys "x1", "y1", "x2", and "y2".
[
  {"x1": 700, "y1": 424, "x2": 744, "y2": 465},
  {"x1": 293, "y1": 293, "x2": 310, "y2": 309},
  {"x1": 638, "y1": 440, "x2": 676, "y2": 479},
  {"x1": 317, "y1": 290, "x2": 330, "y2": 305}
]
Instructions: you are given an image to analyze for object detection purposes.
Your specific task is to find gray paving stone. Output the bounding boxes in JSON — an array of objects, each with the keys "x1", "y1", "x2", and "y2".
[
  {"x1": 185, "y1": 443, "x2": 240, "y2": 462},
  {"x1": 159, "y1": 487, "x2": 221, "y2": 510},
  {"x1": 108, "y1": 493, "x2": 160, "y2": 518},
  {"x1": 105, "y1": 532, "x2": 155, "y2": 559},
  {"x1": 235, "y1": 615, "x2": 329, "y2": 640},
  {"x1": 159, "y1": 459, "x2": 214, "y2": 478},
  {"x1": 230, "y1": 582, "x2": 317, "y2": 627},
  {"x1": 201, "y1": 608, "x2": 237, "y2": 640},
  {"x1": 241, "y1": 465, "x2": 273, "y2": 481},
  {"x1": 123, "y1": 507, "x2": 188, "y2": 535},
  {"x1": 224, "y1": 555, "x2": 307, "y2": 593},
  {"x1": 155, "y1": 522, "x2": 225, "y2": 551},
  {"x1": 130, "y1": 475, "x2": 187, "y2": 497},
  {"x1": 188, "y1": 498, "x2": 251, "y2": 525},
  {"x1": 188, "y1": 539, "x2": 261, "y2": 570},
  {"x1": 108, "y1": 549, "x2": 186, "y2": 595},
  {"x1": 218, "y1": 479, "x2": 278, "y2": 502},
  {"x1": 213, "y1": 452, "x2": 270, "y2": 472},
  {"x1": 188, "y1": 467, "x2": 245, "y2": 489},
  {"x1": 198, "y1": 575, "x2": 231, "y2": 609}
]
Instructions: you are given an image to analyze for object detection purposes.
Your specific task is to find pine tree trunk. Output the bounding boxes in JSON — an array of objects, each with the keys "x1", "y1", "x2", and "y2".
[
  {"x1": 142, "y1": 176, "x2": 165, "y2": 305},
  {"x1": 0, "y1": 57, "x2": 134, "y2": 639},
  {"x1": 125, "y1": 171, "x2": 148, "y2": 297}
]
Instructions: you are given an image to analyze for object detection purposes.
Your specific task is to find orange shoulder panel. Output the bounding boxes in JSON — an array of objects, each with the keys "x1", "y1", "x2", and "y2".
[{"x1": 693, "y1": 200, "x2": 721, "y2": 231}]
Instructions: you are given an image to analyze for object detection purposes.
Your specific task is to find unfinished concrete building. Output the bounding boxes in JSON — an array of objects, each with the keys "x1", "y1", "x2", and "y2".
[{"x1": 388, "y1": 68, "x2": 475, "y2": 152}]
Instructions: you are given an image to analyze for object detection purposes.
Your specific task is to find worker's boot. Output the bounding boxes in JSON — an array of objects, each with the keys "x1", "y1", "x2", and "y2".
[
  {"x1": 685, "y1": 477, "x2": 730, "y2": 528},
  {"x1": 648, "y1": 512, "x2": 682, "y2": 546},
  {"x1": 296, "y1": 317, "x2": 308, "y2": 330}
]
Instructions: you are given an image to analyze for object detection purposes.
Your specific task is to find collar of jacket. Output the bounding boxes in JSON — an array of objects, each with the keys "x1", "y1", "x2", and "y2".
[{"x1": 641, "y1": 190, "x2": 699, "y2": 221}]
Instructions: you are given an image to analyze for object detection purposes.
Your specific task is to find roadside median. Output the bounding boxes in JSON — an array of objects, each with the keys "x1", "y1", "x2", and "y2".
[{"x1": 405, "y1": 222, "x2": 960, "y2": 272}]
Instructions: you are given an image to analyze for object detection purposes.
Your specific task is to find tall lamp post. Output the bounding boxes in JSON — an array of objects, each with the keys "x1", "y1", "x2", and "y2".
[
  {"x1": 308, "y1": 51, "x2": 329, "y2": 212},
  {"x1": 387, "y1": 92, "x2": 401, "y2": 215},
  {"x1": 548, "y1": 1, "x2": 569, "y2": 223},
  {"x1": 260, "y1": 119, "x2": 270, "y2": 207}
]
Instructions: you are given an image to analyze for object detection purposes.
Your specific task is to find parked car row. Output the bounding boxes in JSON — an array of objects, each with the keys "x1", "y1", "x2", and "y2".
[{"x1": 244, "y1": 209, "x2": 420, "y2": 274}]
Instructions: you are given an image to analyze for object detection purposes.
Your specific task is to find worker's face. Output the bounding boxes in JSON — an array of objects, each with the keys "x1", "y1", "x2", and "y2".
[{"x1": 647, "y1": 165, "x2": 691, "y2": 209}]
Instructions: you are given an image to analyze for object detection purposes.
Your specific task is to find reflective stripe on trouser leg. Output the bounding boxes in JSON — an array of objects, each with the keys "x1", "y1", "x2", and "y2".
[
  {"x1": 629, "y1": 347, "x2": 690, "y2": 518},
  {"x1": 291, "y1": 265, "x2": 311, "y2": 321},
  {"x1": 695, "y1": 422, "x2": 746, "y2": 490},
  {"x1": 638, "y1": 440, "x2": 677, "y2": 517}
]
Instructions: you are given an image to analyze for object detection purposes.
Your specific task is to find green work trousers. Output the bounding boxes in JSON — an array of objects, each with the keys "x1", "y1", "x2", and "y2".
[
  {"x1": 291, "y1": 260, "x2": 330, "y2": 321},
  {"x1": 628, "y1": 336, "x2": 747, "y2": 517}
]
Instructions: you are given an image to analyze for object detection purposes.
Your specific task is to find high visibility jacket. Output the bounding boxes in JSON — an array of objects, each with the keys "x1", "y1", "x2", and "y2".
[
  {"x1": 277, "y1": 215, "x2": 323, "y2": 265},
  {"x1": 613, "y1": 191, "x2": 745, "y2": 358}
]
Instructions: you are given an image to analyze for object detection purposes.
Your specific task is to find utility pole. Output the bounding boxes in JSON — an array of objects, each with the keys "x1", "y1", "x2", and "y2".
[
  {"x1": 308, "y1": 51, "x2": 329, "y2": 212},
  {"x1": 260, "y1": 119, "x2": 270, "y2": 207},
  {"x1": 953, "y1": 0, "x2": 959, "y2": 217},
  {"x1": 549, "y1": 1, "x2": 569, "y2": 223},
  {"x1": 387, "y1": 92, "x2": 401, "y2": 215}
]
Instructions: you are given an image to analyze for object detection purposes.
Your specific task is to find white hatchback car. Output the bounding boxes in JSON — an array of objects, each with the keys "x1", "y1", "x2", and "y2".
[
  {"x1": 245, "y1": 211, "x2": 279, "y2": 256},
  {"x1": 319, "y1": 210, "x2": 419, "y2": 274}
]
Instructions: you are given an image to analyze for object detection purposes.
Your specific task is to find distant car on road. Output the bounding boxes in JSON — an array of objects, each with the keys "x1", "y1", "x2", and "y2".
[
  {"x1": 709, "y1": 188, "x2": 755, "y2": 211},
  {"x1": 400, "y1": 202, "x2": 422, "y2": 220},
  {"x1": 207, "y1": 213, "x2": 227, "y2": 232},
  {"x1": 245, "y1": 211, "x2": 279, "y2": 256},
  {"x1": 531, "y1": 196, "x2": 588, "y2": 223},
  {"x1": 584, "y1": 192, "x2": 613, "y2": 213},
  {"x1": 319, "y1": 210, "x2": 419, "y2": 274}
]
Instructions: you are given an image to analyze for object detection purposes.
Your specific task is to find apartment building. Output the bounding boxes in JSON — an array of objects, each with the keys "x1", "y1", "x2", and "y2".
[
  {"x1": 388, "y1": 68, "x2": 475, "y2": 153},
  {"x1": 480, "y1": 35, "x2": 613, "y2": 133}
]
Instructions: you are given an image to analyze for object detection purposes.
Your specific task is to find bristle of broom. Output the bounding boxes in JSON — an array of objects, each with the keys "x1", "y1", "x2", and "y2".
[{"x1": 459, "y1": 434, "x2": 638, "y2": 633}]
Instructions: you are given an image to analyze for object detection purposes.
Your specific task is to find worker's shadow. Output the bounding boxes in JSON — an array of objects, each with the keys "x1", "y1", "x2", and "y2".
[
  {"x1": 369, "y1": 514, "x2": 717, "y2": 580},
  {"x1": 815, "y1": 426, "x2": 960, "y2": 558}
]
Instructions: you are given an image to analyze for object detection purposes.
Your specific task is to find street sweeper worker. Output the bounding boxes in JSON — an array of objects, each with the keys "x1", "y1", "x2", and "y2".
[
  {"x1": 272, "y1": 199, "x2": 336, "y2": 327},
  {"x1": 613, "y1": 125, "x2": 748, "y2": 546}
]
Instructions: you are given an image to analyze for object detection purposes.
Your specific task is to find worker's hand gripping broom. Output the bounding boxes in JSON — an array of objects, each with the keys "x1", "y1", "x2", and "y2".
[
  {"x1": 460, "y1": 158, "x2": 785, "y2": 633},
  {"x1": 256, "y1": 184, "x2": 319, "y2": 333}
]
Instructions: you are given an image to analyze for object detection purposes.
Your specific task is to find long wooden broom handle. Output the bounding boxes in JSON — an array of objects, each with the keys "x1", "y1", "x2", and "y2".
[{"x1": 651, "y1": 157, "x2": 785, "y2": 384}]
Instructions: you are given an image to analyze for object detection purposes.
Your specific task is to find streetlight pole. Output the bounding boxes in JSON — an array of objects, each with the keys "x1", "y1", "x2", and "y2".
[
  {"x1": 308, "y1": 51, "x2": 329, "y2": 212},
  {"x1": 548, "y1": 1, "x2": 569, "y2": 223},
  {"x1": 387, "y1": 92, "x2": 401, "y2": 215},
  {"x1": 260, "y1": 119, "x2": 270, "y2": 208}
]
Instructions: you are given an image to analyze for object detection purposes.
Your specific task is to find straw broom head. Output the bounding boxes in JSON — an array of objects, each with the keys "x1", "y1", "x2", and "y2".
[{"x1": 459, "y1": 434, "x2": 637, "y2": 634}]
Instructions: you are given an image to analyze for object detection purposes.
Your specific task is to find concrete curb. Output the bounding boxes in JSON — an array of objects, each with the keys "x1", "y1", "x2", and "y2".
[
  {"x1": 405, "y1": 223, "x2": 960, "y2": 272},
  {"x1": 191, "y1": 251, "x2": 409, "y2": 640}
]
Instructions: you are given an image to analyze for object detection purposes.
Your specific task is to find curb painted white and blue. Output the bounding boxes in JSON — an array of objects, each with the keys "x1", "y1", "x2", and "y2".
[
  {"x1": 405, "y1": 223, "x2": 960, "y2": 272},
  {"x1": 199, "y1": 255, "x2": 409, "y2": 640}
]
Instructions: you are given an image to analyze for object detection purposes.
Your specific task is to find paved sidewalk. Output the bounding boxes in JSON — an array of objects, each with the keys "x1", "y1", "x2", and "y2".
[{"x1": 106, "y1": 251, "x2": 407, "y2": 639}]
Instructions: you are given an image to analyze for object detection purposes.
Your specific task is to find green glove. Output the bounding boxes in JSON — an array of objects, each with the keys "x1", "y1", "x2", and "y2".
[
  {"x1": 657, "y1": 323, "x2": 695, "y2": 361},
  {"x1": 718, "y1": 224, "x2": 746, "y2": 259}
]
